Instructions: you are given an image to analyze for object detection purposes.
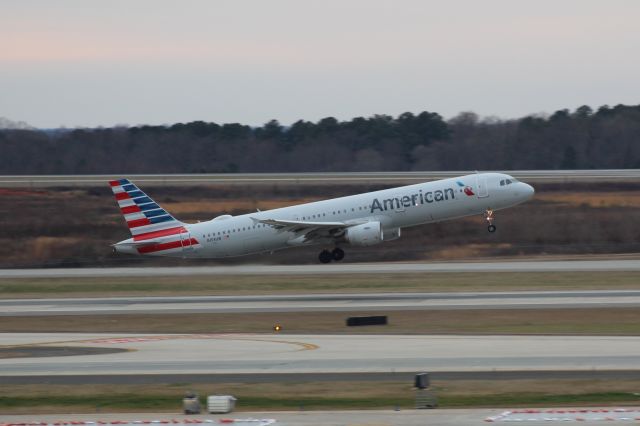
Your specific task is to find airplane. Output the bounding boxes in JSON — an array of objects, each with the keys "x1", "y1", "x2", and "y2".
[{"x1": 110, "y1": 172, "x2": 534, "y2": 263}]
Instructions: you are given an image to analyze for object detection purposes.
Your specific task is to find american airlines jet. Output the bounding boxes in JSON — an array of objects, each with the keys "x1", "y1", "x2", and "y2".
[{"x1": 111, "y1": 173, "x2": 534, "y2": 263}]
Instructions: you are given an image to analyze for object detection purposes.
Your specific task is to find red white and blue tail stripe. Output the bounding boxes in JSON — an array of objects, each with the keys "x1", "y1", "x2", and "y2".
[{"x1": 110, "y1": 179, "x2": 199, "y2": 255}]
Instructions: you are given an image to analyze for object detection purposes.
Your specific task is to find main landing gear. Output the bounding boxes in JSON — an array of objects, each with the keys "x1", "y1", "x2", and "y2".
[
  {"x1": 319, "y1": 247, "x2": 345, "y2": 263},
  {"x1": 485, "y1": 208, "x2": 496, "y2": 233}
]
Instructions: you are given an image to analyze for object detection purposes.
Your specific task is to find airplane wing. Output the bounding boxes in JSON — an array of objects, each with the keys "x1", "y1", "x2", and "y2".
[{"x1": 251, "y1": 217, "x2": 361, "y2": 243}]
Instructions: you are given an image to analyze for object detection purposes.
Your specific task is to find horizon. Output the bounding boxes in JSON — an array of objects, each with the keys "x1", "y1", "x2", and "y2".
[
  {"x1": 2, "y1": 0, "x2": 639, "y2": 128},
  {"x1": 0, "y1": 102, "x2": 619, "y2": 131}
]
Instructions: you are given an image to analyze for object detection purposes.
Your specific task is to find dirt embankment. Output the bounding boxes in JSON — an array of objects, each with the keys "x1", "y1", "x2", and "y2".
[{"x1": 1, "y1": 182, "x2": 640, "y2": 268}]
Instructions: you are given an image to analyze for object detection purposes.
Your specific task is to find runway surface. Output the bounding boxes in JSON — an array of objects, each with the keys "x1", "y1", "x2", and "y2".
[
  {"x1": 3, "y1": 259, "x2": 640, "y2": 278},
  {"x1": 2, "y1": 169, "x2": 639, "y2": 187},
  {"x1": 0, "y1": 408, "x2": 542, "y2": 426},
  {"x1": 3, "y1": 333, "x2": 640, "y2": 376},
  {"x1": 3, "y1": 290, "x2": 640, "y2": 316}
]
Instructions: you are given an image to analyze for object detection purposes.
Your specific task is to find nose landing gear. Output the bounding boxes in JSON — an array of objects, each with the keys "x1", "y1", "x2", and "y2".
[
  {"x1": 319, "y1": 247, "x2": 345, "y2": 263},
  {"x1": 485, "y1": 208, "x2": 496, "y2": 233}
]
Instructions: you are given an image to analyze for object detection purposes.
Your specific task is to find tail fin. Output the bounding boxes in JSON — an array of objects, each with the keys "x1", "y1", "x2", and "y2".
[{"x1": 109, "y1": 179, "x2": 186, "y2": 240}]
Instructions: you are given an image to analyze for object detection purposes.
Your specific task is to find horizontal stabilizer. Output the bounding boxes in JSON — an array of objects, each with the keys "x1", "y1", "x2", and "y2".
[{"x1": 112, "y1": 239, "x2": 163, "y2": 248}]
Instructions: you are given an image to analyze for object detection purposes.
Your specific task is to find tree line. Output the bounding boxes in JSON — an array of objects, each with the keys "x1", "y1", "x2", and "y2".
[{"x1": 1, "y1": 104, "x2": 639, "y2": 174}]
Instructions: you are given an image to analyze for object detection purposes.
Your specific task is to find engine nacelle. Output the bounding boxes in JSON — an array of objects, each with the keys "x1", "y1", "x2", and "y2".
[
  {"x1": 345, "y1": 221, "x2": 382, "y2": 246},
  {"x1": 382, "y1": 227, "x2": 401, "y2": 242}
]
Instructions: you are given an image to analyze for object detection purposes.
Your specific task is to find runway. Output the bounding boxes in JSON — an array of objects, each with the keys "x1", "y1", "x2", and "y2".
[
  {"x1": 0, "y1": 409, "x2": 551, "y2": 426},
  {"x1": 3, "y1": 290, "x2": 640, "y2": 316},
  {"x1": 3, "y1": 259, "x2": 640, "y2": 278},
  {"x1": 2, "y1": 333, "x2": 640, "y2": 376},
  {"x1": 2, "y1": 169, "x2": 639, "y2": 187}
]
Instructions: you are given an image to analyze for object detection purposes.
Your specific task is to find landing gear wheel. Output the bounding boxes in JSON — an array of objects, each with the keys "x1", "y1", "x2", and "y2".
[
  {"x1": 484, "y1": 208, "x2": 496, "y2": 233},
  {"x1": 332, "y1": 247, "x2": 345, "y2": 261},
  {"x1": 319, "y1": 250, "x2": 333, "y2": 264}
]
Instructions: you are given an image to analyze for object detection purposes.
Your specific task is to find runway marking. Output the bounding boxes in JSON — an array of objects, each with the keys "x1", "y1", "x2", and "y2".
[
  {"x1": 231, "y1": 337, "x2": 319, "y2": 352},
  {"x1": 485, "y1": 408, "x2": 640, "y2": 422},
  {"x1": 84, "y1": 334, "x2": 318, "y2": 351},
  {"x1": 1, "y1": 334, "x2": 319, "y2": 353},
  {"x1": 0, "y1": 420, "x2": 277, "y2": 426}
]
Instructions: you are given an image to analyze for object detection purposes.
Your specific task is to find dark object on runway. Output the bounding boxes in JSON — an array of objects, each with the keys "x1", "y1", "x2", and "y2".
[
  {"x1": 346, "y1": 315, "x2": 388, "y2": 326},
  {"x1": 414, "y1": 372, "x2": 430, "y2": 389},
  {"x1": 183, "y1": 391, "x2": 201, "y2": 414}
]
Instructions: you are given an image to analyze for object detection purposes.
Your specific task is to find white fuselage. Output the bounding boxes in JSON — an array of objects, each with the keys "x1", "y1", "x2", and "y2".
[{"x1": 163, "y1": 172, "x2": 534, "y2": 258}]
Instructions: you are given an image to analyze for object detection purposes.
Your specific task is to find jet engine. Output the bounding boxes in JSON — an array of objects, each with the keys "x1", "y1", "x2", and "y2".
[{"x1": 345, "y1": 221, "x2": 382, "y2": 246}]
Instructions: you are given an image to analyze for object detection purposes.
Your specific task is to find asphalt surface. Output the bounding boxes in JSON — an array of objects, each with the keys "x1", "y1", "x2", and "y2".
[
  {"x1": 3, "y1": 259, "x2": 640, "y2": 278},
  {"x1": 0, "y1": 409, "x2": 532, "y2": 426},
  {"x1": 2, "y1": 169, "x2": 640, "y2": 187},
  {"x1": 3, "y1": 333, "x2": 640, "y2": 376},
  {"x1": 3, "y1": 290, "x2": 640, "y2": 316},
  {"x1": 0, "y1": 346, "x2": 127, "y2": 358}
]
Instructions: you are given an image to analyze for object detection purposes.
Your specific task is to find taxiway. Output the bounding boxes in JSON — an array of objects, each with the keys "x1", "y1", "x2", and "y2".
[
  {"x1": 2, "y1": 259, "x2": 640, "y2": 278},
  {"x1": 2, "y1": 333, "x2": 640, "y2": 376},
  {"x1": 3, "y1": 290, "x2": 640, "y2": 316}
]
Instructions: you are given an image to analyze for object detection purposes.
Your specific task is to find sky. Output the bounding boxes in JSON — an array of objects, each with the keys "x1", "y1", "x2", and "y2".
[{"x1": 1, "y1": 0, "x2": 639, "y2": 128}]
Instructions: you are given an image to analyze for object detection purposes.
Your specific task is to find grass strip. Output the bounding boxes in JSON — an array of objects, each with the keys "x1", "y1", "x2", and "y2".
[
  {"x1": 3, "y1": 392, "x2": 640, "y2": 413},
  {"x1": 4, "y1": 308, "x2": 640, "y2": 334},
  {"x1": 4, "y1": 381, "x2": 640, "y2": 414},
  {"x1": 2, "y1": 272, "x2": 640, "y2": 299}
]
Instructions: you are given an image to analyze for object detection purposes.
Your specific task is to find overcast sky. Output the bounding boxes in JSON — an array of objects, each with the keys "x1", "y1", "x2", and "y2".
[{"x1": 2, "y1": 0, "x2": 639, "y2": 128}]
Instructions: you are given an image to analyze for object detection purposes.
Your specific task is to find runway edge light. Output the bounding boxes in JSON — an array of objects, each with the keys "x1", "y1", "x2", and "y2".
[{"x1": 273, "y1": 324, "x2": 282, "y2": 332}]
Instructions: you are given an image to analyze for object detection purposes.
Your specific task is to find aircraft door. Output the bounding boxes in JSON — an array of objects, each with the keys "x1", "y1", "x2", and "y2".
[{"x1": 476, "y1": 176, "x2": 489, "y2": 198}]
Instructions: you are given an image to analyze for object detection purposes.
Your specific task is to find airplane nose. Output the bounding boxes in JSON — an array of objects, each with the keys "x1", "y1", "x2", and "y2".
[{"x1": 523, "y1": 183, "x2": 535, "y2": 199}]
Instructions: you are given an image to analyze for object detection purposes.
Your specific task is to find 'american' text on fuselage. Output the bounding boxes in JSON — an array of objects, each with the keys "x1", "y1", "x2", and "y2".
[{"x1": 370, "y1": 187, "x2": 455, "y2": 213}]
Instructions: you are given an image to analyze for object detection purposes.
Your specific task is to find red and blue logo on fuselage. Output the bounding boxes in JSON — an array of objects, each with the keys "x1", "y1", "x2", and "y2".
[{"x1": 456, "y1": 180, "x2": 475, "y2": 196}]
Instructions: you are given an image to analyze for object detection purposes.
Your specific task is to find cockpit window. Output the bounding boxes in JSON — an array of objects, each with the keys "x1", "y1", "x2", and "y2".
[{"x1": 500, "y1": 180, "x2": 505, "y2": 186}]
